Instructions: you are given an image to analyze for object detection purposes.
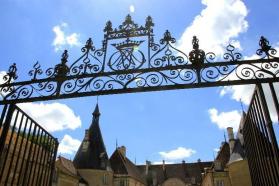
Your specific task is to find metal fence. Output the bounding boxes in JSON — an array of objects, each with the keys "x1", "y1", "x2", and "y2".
[
  {"x1": 0, "y1": 104, "x2": 58, "y2": 186},
  {"x1": 243, "y1": 83, "x2": 279, "y2": 186}
]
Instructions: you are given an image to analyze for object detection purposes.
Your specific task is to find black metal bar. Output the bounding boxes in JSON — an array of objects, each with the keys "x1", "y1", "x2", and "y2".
[
  {"x1": 4, "y1": 109, "x2": 25, "y2": 185},
  {"x1": 249, "y1": 103, "x2": 270, "y2": 185},
  {"x1": 44, "y1": 141, "x2": 53, "y2": 186},
  {"x1": 247, "y1": 112, "x2": 264, "y2": 185},
  {"x1": 243, "y1": 119, "x2": 256, "y2": 185},
  {"x1": 0, "y1": 104, "x2": 8, "y2": 129},
  {"x1": 41, "y1": 135, "x2": 51, "y2": 186},
  {"x1": 0, "y1": 58, "x2": 277, "y2": 89},
  {"x1": 269, "y1": 82, "x2": 279, "y2": 123},
  {"x1": 17, "y1": 118, "x2": 32, "y2": 186},
  {"x1": 257, "y1": 84, "x2": 279, "y2": 184},
  {"x1": 10, "y1": 113, "x2": 29, "y2": 186},
  {"x1": 257, "y1": 84, "x2": 279, "y2": 163},
  {"x1": 253, "y1": 92, "x2": 276, "y2": 185},
  {"x1": 49, "y1": 139, "x2": 58, "y2": 186},
  {"x1": 244, "y1": 109, "x2": 257, "y2": 185},
  {"x1": 37, "y1": 133, "x2": 51, "y2": 185},
  {"x1": 21, "y1": 123, "x2": 37, "y2": 185},
  {"x1": 26, "y1": 127, "x2": 41, "y2": 185},
  {"x1": 1, "y1": 77, "x2": 279, "y2": 105},
  {"x1": 37, "y1": 132, "x2": 51, "y2": 186},
  {"x1": 31, "y1": 128, "x2": 44, "y2": 185},
  {"x1": 0, "y1": 106, "x2": 17, "y2": 182},
  {"x1": 0, "y1": 104, "x2": 58, "y2": 185}
]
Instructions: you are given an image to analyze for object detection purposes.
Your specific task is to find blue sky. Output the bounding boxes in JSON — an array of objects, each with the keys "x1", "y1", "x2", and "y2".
[{"x1": 0, "y1": 0, "x2": 279, "y2": 164}]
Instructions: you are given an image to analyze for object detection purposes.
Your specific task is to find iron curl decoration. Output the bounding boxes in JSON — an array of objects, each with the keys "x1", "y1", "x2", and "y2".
[
  {"x1": 29, "y1": 61, "x2": 43, "y2": 80},
  {"x1": 69, "y1": 38, "x2": 104, "y2": 75},
  {"x1": 150, "y1": 30, "x2": 188, "y2": 68},
  {"x1": 223, "y1": 44, "x2": 242, "y2": 62},
  {"x1": 0, "y1": 15, "x2": 279, "y2": 104}
]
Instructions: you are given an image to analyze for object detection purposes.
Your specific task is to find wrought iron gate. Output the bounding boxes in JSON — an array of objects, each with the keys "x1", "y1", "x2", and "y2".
[
  {"x1": 243, "y1": 83, "x2": 279, "y2": 186},
  {"x1": 0, "y1": 104, "x2": 58, "y2": 186},
  {"x1": 0, "y1": 15, "x2": 278, "y2": 186}
]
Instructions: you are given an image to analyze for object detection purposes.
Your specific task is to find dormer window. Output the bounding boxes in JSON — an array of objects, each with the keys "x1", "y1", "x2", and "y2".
[{"x1": 82, "y1": 141, "x2": 89, "y2": 152}]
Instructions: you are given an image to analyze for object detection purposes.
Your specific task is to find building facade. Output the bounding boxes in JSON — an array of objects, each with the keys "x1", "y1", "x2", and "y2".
[
  {"x1": 54, "y1": 104, "x2": 212, "y2": 186},
  {"x1": 201, "y1": 112, "x2": 252, "y2": 186}
]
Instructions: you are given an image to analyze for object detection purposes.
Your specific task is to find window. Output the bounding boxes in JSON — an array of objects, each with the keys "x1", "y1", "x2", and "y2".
[
  {"x1": 120, "y1": 179, "x2": 124, "y2": 186},
  {"x1": 215, "y1": 180, "x2": 224, "y2": 186},
  {"x1": 103, "y1": 173, "x2": 108, "y2": 185},
  {"x1": 119, "y1": 179, "x2": 129, "y2": 186},
  {"x1": 82, "y1": 141, "x2": 89, "y2": 152}
]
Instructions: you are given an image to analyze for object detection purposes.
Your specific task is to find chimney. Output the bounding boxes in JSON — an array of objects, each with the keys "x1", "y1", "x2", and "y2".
[
  {"x1": 162, "y1": 160, "x2": 165, "y2": 170},
  {"x1": 162, "y1": 160, "x2": 167, "y2": 180},
  {"x1": 118, "y1": 146, "x2": 126, "y2": 158},
  {"x1": 145, "y1": 160, "x2": 151, "y2": 175},
  {"x1": 227, "y1": 127, "x2": 235, "y2": 154}
]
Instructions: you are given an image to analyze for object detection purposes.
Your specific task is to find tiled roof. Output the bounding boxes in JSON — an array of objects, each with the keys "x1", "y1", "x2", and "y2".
[
  {"x1": 73, "y1": 104, "x2": 110, "y2": 170},
  {"x1": 137, "y1": 161, "x2": 212, "y2": 185},
  {"x1": 229, "y1": 139, "x2": 246, "y2": 163},
  {"x1": 56, "y1": 156, "x2": 77, "y2": 177},
  {"x1": 110, "y1": 148, "x2": 146, "y2": 184}
]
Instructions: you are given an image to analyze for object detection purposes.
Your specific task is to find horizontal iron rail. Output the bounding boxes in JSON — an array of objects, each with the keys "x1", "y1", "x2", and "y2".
[
  {"x1": 0, "y1": 77, "x2": 278, "y2": 105},
  {"x1": 0, "y1": 58, "x2": 277, "y2": 88}
]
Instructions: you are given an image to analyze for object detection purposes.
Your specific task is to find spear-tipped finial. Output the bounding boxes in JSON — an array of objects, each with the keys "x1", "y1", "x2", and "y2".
[
  {"x1": 145, "y1": 15, "x2": 154, "y2": 29},
  {"x1": 104, "y1": 20, "x2": 113, "y2": 33},
  {"x1": 92, "y1": 103, "x2": 100, "y2": 117}
]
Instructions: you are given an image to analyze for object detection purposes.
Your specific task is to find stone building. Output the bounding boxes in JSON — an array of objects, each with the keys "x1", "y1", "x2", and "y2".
[
  {"x1": 54, "y1": 104, "x2": 212, "y2": 186},
  {"x1": 137, "y1": 160, "x2": 212, "y2": 186},
  {"x1": 201, "y1": 112, "x2": 252, "y2": 186}
]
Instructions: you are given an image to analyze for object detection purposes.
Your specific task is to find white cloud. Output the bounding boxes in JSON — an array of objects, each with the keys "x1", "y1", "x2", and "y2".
[
  {"x1": 178, "y1": 0, "x2": 248, "y2": 55},
  {"x1": 214, "y1": 148, "x2": 220, "y2": 153},
  {"x1": 129, "y1": 5, "x2": 135, "y2": 13},
  {"x1": 58, "y1": 134, "x2": 81, "y2": 155},
  {"x1": 152, "y1": 161, "x2": 174, "y2": 165},
  {"x1": 0, "y1": 71, "x2": 7, "y2": 85},
  {"x1": 18, "y1": 102, "x2": 81, "y2": 132},
  {"x1": 208, "y1": 108, "x2": 241, "y2": 129},
  {"x1": 52, "y1": 23, "x2": 80, "y2": 51},
  {"x1": 220, "y1": 84, "x2": 279, "y2": 123},
  {"x1": 159, "y1": 147, "x2": 196, "y2": 160},
  {"x1": 219, "y1": 42, "x2": 279, "y2": 123},
  {"x1": 220, "y1": 85, "x2": 255, "y2": 105}
]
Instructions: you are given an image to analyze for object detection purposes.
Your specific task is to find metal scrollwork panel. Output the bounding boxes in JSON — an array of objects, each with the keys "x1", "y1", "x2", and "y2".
[{"x1": 1, "y1": 15, "x2": 279, "y2": 104}]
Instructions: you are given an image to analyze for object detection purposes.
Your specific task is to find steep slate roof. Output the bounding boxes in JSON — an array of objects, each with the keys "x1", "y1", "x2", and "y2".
[
  {"x1": 73, "y1": 104, "x2": 110, "y2": 170},
  {"x1": 228, "y1": 139, "x2": 246, "y2": 163},
  {"x1": 214, "y1": 142, "x2": 230, "y2": 169},
  {"x1": 229, "y1": 112, "x2": 246, "y2": 164},
  {"x1": 137, "y1": 161, "x2": 212, "y2": 185},
  {"x1": 110, "y1": 148, "x2": 146, "y2": 184}
]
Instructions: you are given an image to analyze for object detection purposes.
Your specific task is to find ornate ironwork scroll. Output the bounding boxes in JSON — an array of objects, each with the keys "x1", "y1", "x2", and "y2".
[{"x1": 0, "y1": 15, "x2": 278, "y2": 104}]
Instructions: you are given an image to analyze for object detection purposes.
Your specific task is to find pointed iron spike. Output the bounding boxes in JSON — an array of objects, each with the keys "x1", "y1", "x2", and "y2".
[{"x1": 34, "y1": 61, "x2": 40, "y2": 68}]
